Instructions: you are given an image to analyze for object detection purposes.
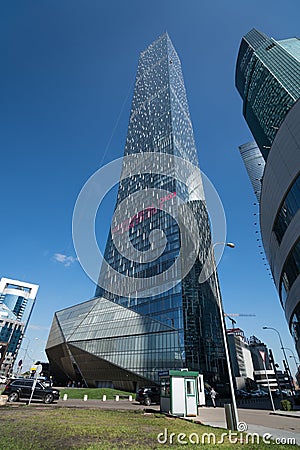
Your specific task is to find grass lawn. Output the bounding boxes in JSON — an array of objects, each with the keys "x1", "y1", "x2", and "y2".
[
  {"x1": 58, "y1": 387, "x2": 133, "y2": 400},
  {"x1": 0, "y1": 406, "x2": 296, "y2": 449}
]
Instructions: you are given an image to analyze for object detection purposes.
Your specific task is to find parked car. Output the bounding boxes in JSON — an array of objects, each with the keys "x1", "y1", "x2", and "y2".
[
  {"x1": 235, "y1": 389, "x2": 251, "y2": 399},
  {"x1": 37, "y1": 376, "x2": 52, "y2": 387},
  {"x1": 250, "y1": 389, "x2": 268, "y2": 397},
  {"x1": 2, "y1": 378, "x2": 60, "y2": 404},
  {"x1": 271, "y1": 389, "x2": 280, "y2": 397},
  {"x1": 136, "y1": 386, "x2": 160, "y2": 406}
]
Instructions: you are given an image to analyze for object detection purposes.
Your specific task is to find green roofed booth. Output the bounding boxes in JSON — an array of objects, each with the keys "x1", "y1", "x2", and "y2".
[{"x1": 159, "y1": 369, "x2": 203, "y2": 417}]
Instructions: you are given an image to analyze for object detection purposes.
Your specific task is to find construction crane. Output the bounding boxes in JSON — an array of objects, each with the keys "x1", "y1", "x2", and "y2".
[{"x1": 224, "y1": 313, "x2": 256, "y2": 327}]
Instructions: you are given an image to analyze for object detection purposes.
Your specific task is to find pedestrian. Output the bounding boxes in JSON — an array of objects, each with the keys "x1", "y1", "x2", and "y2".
[{"x1": 210, "y1": 388, "x2": 217, "y2": 408}]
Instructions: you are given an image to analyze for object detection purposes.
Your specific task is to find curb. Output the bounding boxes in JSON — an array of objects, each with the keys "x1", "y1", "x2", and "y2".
[{"x1": 270, "y1": 411, "x2": 300, "y2": 419}]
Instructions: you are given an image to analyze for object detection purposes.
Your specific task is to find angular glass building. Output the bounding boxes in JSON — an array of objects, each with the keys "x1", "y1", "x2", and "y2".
[
  {"x1": 46, "y1": 33, "x2": 228, "y2": 391},
  {"x1": 236, "y1": 29, "x2": 300, "y2": 160}
]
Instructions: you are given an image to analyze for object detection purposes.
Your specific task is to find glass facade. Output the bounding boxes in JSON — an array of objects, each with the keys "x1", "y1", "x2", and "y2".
[
  {"x1": 46, "y1": 296, "x2": 184, "y2": 389},
  {"x1": 0, "y1": 278, "x2": 38, "y2": 376},
  {"x1": 236, "y1": 30, "x2": 300, "y2": 357},
  {"x1": 280, "y1": 239, "x2": 300, "y2": 305},
  {"x1": 236, "y1": 29, "x2": 300, "y2": 160},
  {"x1": 273, "y1": 173, "x2": 300, "y2": 245},
  {"x1": 46, "y1": 33, "x2": 228, "y2": 391},
  {"x1": 291, "y1": 305, "x2": 300, "y2": 345},
  {"x1": 238, "y1": 141, "x2": 265, "y2": 202}
]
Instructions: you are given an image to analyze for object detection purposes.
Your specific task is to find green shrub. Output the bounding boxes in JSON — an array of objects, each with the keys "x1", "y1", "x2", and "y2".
[{"x1": 280, "y1": 399, "x2": 293, "y2": 411}]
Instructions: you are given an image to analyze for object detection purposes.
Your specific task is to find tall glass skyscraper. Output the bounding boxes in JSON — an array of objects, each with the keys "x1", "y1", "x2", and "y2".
[
  {"x1": 238, "y1": 141, "x2": 265, "y2": 202},
  {"x1": 236, "y1": 29, "x2": 300, "y2": 359},
  {"x1": 236, "y1": 29, "x2": 300, "y2": 160},
  {"x1": 0, "y1": 277, "x2": 38, "y2": 376},
  {"x1": 46, "y1": 33, "x2": 228, "y2": 391}
]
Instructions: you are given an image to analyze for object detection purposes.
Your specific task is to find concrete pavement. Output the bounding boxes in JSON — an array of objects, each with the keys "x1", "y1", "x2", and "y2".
[
  {"x1": 271, "y1": 410, "x2": 300, "y2": 419},
  {"x1": 194, "y1": 406, "x2": 300, "y2": 445}
]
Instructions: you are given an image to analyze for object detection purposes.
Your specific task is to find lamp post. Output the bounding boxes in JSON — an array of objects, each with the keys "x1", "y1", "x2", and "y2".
[
  {"x1": 18, "y1": 336, "x2": 39, "y2": 373},
  {"x1": 211, "y1": 242, "x2": 239, "y2": 430},
  {"x1": 262, "y1": 327, "x2": 295, "y2": 395},
  {"x1": 289, "y1": 355, "x2": 300, "y2": 368},
  {"x1": 288, "y1": 355, "x2": 300, "y2": 388},
  {"x1": 283, "y1": 347, "x2": 300, "y2": 373}
]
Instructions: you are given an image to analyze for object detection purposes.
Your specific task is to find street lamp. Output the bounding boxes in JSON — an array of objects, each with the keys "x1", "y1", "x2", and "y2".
[
  {"x1": 18, "y1": 336, "x2": 39, "y2": 372},
  {"x1": 211, "y1": 242, "x2": 239, "y2": 430},
  {"x1": 289, "y1": 355, "x2": 300, "y2": 367},
  {"x1": 282, "y1": 347, "x2": 300, "y2": 372},
  {"x1": 262, "y1": 327, "x2": 295, "y2": 394}
]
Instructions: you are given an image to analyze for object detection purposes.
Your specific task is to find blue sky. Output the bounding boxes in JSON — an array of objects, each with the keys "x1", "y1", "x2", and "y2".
[{"x1": 1, "y1": 1, "x2": 299, "y2": 373}]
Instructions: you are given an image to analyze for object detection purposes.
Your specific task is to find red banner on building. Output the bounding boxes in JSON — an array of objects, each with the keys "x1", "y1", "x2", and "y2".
[{"x1": 259, "y1": 350, "x2": 266, "y2": 362}]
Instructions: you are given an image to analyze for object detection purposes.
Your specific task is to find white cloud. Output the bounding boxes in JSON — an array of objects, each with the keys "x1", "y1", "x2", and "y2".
[
  {"x1": 53, "y1": 253, "x2": 78, "y2": 267},
  {"x1": 27, "y1": 324, "x2": 50, "y2": 331}
]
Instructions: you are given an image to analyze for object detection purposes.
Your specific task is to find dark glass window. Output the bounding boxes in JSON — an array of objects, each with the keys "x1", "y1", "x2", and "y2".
[
  {"x1": 273, "y1": 174, "x2": 300, "y2": 244},
  {"x1": 290, "y1": 308, "x2": 300, "y2": 343},
  {"x1": 160, "y1": 378, "x2": 170, "y2": 397},
  {"x1": 280, "y1": 239, "x2": 300, "y2": 305},
  {"x1": 186, "y1": 379, "x2": 194, "y2": 395}
]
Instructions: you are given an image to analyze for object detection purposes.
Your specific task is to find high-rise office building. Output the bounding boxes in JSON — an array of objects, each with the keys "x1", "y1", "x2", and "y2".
[
  {"x1": 236, "y1": 28, "x2": 300, "y2": 160},
  {"x1": 261, "y1": 101, "x2": 300, "y2": 357},
  {"x1": 236, "y1": 29, "x2": 300, "y2": 358},
  {"x1": 46, "y1": 33, "x2": 229, "y2": 391},
  {"x1": 248, "y1": 336, "x2": 281, "y2": 391},
  {"x1": 227, "y1": 328, "x2": 254, "y2": 389},
  {"x1": 238, "y1": 141, "x2": 265, "y2": 203},
  {"x1": 0, "y1": 277, "x2": 38, "y2": 376}
]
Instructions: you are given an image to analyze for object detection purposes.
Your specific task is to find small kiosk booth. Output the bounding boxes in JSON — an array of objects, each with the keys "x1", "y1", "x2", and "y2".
[{"x1": 159, "y1": 369, "x2": 201, "y2": 417}]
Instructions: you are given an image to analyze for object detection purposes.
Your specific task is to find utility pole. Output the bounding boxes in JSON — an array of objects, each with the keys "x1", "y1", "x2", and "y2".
[{"x1": 269, "y1": 349, "x2": 283, "y2": 400}]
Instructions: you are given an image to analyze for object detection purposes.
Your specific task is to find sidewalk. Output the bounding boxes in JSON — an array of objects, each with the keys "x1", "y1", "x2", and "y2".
[
  {"x1": 190, "y1": 406, "x2": 300, "y2": 444},
  {"x1": 271, "y1": 409, "x2": 300, "y2": 419}
]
